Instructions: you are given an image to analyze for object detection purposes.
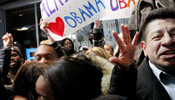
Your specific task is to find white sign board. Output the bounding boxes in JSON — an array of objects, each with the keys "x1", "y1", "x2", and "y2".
[{"x1": 40, "y1": 0, "x2": 137, "y2": 40}]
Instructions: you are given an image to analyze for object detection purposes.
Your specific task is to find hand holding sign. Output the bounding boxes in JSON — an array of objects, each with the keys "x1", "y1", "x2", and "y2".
[{"x1": 40, "y1": 18, "x2": 49, "y2": 34}]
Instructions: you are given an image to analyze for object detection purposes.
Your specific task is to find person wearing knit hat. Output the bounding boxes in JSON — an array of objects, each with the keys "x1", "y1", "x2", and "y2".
[
  {"x1": 0, "y1": 33, "x2": 24, "y2": 85},
  {"x1": 9, "y1": 46, "x2": 24, "y2": 78}
]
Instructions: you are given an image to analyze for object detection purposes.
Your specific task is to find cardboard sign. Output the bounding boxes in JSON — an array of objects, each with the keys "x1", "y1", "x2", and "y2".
[{"x1": 40, "y1": 0, "x2": 136, "y2": 40}]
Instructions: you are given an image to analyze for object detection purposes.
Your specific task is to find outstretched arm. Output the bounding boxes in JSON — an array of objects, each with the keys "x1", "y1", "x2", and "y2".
[
  {"x1": 108, "y1": 24, "x2": 139, "y2": 100},
  {"x1": 0, "y1": 33, "x2": 13, "y2": 85}
]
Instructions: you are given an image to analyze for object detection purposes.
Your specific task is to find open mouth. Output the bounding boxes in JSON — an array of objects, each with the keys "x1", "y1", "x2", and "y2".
[
  {"x1": 161, "y1": 50, "x2": 175, "y2": 59},
  {"x1": 10, "y1": 61, "x2": 16, "y2": 65},
  {"x1": 162, "y1": 51, "x2": 175, "y2": 55}
]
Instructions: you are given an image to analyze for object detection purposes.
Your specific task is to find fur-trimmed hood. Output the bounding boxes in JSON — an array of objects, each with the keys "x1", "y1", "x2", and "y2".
[{"x1": 72, "y1": 54, "x2": 114, "y2": 95}]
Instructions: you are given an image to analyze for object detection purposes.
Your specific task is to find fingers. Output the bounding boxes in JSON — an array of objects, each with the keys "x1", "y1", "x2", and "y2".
[
  {"x1": 40, "y1": 18, "x2": 49, "y2": 28},
  {"x1": 40, "y1": 18, "x2": 49, "y2": 33},
  {"x1": 2, "y1": 34, "x2": 7, "y2": 40},
  {"x1": 126, "y1": 25, "x2": 131, "y2": 43},
  {"x1": 112, "y1": 31, "x2": 124, "y2": 50},
  {"x1": 121, "y1": 24, "x2": 131, "y2": 45},
  {"x1": 2, "y1": 33, "x2": 10, "y2": 40},
  {"x1": 132, "y1": 32, "x2": 139, "y2": 46},
  {"x1": 40, "y1": 18, "x2": 43, "y2": 22}
]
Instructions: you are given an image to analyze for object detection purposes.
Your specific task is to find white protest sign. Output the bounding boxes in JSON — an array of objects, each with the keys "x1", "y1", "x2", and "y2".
[
  {"x1": 40, "y1": 0, "x2": 106, "y2": 40},
  {"x1": 101, "y1": 0, "x2": 136, "y2": 20},
  {"x1": 40, "y1": 0, "x2": 137, "y2": 40}
]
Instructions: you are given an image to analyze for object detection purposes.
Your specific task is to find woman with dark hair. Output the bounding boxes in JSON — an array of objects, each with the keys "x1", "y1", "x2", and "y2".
[
  {"x1": 61, "y1": 38, "x2": 76, "y2": 56},
  {"x1": 36, "y1": 54, "x2": 137, "y2": 100},
  {"x1": 9, "y1": 62, "x2": 47, "y2": 100},
  {"x1": 36, "y1": 56, "x2": 102, "y2": 100}
]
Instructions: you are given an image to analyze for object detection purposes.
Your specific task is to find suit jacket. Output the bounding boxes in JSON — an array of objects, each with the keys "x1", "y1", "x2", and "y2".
[{"x1": 136, "y1": 58, "x2": 171, "y2": 100}]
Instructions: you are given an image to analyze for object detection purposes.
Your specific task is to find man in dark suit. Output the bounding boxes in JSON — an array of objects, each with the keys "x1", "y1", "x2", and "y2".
[
  {"x1": 136, "y1": 8, "x2": 175, "y2": 100},
  {"x1": 109, "y1": 8, "x2": 175, "y2": 100}
]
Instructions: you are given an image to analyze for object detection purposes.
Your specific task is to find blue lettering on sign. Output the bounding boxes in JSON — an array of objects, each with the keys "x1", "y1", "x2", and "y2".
[
  {"x1": 70, "y1": 12, "x2": 83, "y2": 24},
  {"x1": 79, "y1": 8, "x2": 91, "y2": 21},
  {"x1": 64, "y1": 0, "x2": 106, "y2": 28},
  {"x1": 64, "y1": 16, "x2": 77, "y2": 28},
  {"x1": 95, "y1": 0, "x2": 106, "y2": 12},
  {"x1": 83, "y1": 1, "x2": 97, "y2": 16}
]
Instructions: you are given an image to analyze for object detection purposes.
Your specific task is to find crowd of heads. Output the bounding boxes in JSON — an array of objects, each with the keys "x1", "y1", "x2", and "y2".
[{"x1": 1, "y1": 6, "x2": 175, "y2": 100}]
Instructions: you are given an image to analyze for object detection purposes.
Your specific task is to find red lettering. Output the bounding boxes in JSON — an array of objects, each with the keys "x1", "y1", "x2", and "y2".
[{"x1": 118, "y1": 0, "x2": 127, "y2": 9}]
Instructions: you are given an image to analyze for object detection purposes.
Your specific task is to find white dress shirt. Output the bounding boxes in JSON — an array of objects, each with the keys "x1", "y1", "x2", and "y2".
[{"x1": 149, "y1": 61, "x2": 175, "y2": 100}]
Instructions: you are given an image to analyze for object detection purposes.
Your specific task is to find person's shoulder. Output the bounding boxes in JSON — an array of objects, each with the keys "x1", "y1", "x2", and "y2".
[
  {"x1": 137, "y1": 58, "x2": 150, "y2": 73},
  {"x1": 136, "y1": 58, "x2": 155, "y2": 85}
]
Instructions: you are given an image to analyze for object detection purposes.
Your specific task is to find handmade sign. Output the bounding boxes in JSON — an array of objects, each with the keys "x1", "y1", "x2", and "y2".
[
  {"x1": 40, "y1": 0, "x2": 136, "y2": 40},
  {"x1": 101, "y1": 0, "x2": 136, "y2": 20}
]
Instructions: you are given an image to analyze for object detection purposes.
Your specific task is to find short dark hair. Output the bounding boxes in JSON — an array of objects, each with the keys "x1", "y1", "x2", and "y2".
[
  {"x1": 42, "y1": 56, "x2": 103, "y2": 100},
  {"x1": 139, "y1": 8, "x2": 175, "y2": 42},
  {"x1": 35, "y1": 44, "x2": 58, "y2": 57}
]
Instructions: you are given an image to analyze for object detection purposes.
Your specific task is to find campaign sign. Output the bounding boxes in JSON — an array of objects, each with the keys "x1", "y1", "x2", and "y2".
[
  {"x1": 40, "y1": 0, "x2": 106, "y2": 40},
  {"x1": 40, "y1": 0, "x2": 136, "y2": 40},
  {"x1": 101, "y1": 0, "x2": 136, "y2": 20}
]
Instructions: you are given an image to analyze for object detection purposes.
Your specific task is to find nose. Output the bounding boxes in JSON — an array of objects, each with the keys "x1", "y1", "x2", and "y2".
[
  {"x1": 39, "y1": 57, "x2": 48, "y2": 64},
  {"x1": 162, "y1": 32, "x2": 175, "y2": 47},
  {"x1": 68, "y1": 44, "x2": 72, "y2": 48},
  {"x1": 10, "y1": 56, "x2": 14, "y2": 60}
]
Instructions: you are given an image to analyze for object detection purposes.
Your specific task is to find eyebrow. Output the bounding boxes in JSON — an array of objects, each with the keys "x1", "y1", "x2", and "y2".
[
  {"x1": 150, "y1": 26, "x2": 175, "y2": 36},
  {"x1": 35, "y1": 53, "x2": 53, "y2": 57}
]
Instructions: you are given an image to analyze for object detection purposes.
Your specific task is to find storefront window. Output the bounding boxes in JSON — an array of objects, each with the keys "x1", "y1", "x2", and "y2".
[{"x1": 5, "y1": 3, "x2": 44, "y2": 59}]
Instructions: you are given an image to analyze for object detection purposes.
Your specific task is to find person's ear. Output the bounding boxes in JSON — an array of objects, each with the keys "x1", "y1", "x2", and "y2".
[{"x1": 141, "y1": 41, "x2": 148, "y2": 56}]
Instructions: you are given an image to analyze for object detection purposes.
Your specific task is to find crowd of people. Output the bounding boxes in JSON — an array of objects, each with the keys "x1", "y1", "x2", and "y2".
[{"x1": 0, "y1": 1, "x2": 175, "y2": 100}]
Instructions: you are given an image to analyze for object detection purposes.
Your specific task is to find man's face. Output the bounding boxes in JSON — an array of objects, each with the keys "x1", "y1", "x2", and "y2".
[
  {"x1": 141, "y1": 19, "x2": 175, "y2": 73},
  {"x1": 10, "y1": 51, "x2": 21, "y2": 68},
  {"x1": 34, "y1": 45, "x2": 57, "y2": 64},
  {"x1": 104, "y1": 45, "x2": 113, "y2": 56}
]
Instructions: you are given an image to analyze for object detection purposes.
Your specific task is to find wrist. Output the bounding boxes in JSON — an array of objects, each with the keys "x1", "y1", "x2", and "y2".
[
  {"x1": 47, "y1": 34, "x2": 51, "y2": 37},
  {"x1": 4, "y1": 44, "x2": 13, "y2": 49},
  {"x1": 117, "y1": 61, "x2": 136, "y2": 71}
]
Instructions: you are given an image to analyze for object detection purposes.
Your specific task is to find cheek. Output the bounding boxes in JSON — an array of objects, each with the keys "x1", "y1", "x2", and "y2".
[{"x1": 146, "y1": 42, "x2": 160, "y2": 56}]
